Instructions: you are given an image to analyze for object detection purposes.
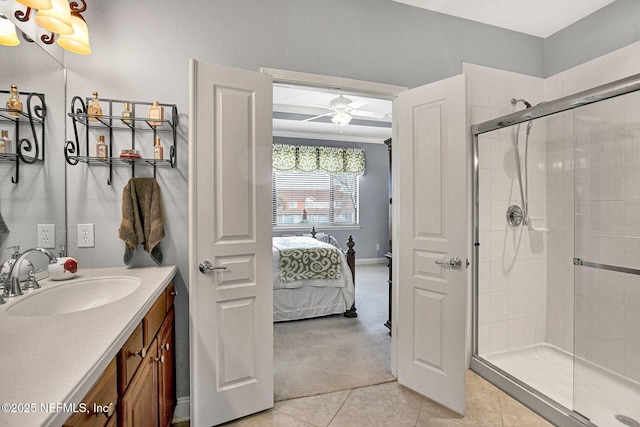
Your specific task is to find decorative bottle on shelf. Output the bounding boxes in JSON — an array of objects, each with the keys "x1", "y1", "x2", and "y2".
[
  {"x1": 121, "y1": 102, "x2": 132, "y2": 125},
  {"x1": 96, "y1": 135, "x2": 108, "y2": 158},
  {"x1": 6, "y1": 85, "x2": 22, "y2": 117},
  {"x1": 87, "y1": 91, "x2": 103, "y2": 121},
  {"x1": 148, "y1": 101, "x2": 164, "y2": 127},
  {"x1": 0, "y1": 130, "x2": 11, "y2": 154},
  {"x1": 153, "y1": 137, "x2": 164, "y2": 160}
]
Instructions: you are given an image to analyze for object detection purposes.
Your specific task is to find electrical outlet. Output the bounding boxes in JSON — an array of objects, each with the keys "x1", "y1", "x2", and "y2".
[
  {"x1": 37, "y1": 224, "x2": 56, "y2": 249},
  {"x1": 78, "y1": 224, "x2": 95, "y2": 248}
]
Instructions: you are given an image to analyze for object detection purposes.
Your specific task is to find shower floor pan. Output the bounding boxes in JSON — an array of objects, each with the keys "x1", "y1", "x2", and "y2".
[{"x1": 482, "y1": 343, "x2": 640, "y2": 427}]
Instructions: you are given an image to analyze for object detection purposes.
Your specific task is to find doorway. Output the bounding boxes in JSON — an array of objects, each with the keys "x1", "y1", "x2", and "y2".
[
  {"x1": 189, "y1": 62, "x2": 469, "y2": 425},
  {"x1": 265, "y1": 69, "x2": 406, "y2": 400}
]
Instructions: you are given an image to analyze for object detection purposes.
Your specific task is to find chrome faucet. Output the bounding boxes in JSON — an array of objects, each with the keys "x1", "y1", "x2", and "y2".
[{"x1": 2, "y1": 247, "x2": 58, "y2": 298}]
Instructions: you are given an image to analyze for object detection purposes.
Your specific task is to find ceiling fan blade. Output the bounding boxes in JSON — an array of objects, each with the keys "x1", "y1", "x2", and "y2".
[
  {"x1": 302, "y1": 112, "x2": 334, "y2": 122},
  {"x1": 347, "y1": 99, "x2": 369, "y2": 109},
  {"x1": 308, "y1": 104, "x2": 335, "y2": 111},
  {"x1": 351, "y1": 110, "x2": 387, "y2": 119}
]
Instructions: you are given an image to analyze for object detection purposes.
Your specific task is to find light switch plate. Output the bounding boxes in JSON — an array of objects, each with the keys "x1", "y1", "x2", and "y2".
[
  {"x1": 37, "y1": 224, "x2": 56, "y2": 249},
  {"x1": 78, "y1": 224, "x2": 95, "y2": 248}
]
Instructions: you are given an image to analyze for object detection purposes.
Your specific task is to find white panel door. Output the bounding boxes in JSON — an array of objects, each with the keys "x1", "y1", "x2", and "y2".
[
  {"x1": 395, "y1": 74, "x2": 467, "y2": 414},
  {"x1": 189, "y1": 59, "x2": 273, "y2": 426}
]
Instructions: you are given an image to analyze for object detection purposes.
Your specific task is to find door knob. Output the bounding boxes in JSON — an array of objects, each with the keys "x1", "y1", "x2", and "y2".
[
  {"x1": 435, "y1": 257, "x2": 462, "y2": 269},
  {"x1": 199, "y1": 260, "x2": 228, "y2": 274}
]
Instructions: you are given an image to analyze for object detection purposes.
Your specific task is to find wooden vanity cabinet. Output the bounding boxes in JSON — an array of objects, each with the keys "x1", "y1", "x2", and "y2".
[
  {"x1": 158, "y1": 308, "x2": 176, "y2": 427},
  {"x1": 120, "y1": 286, "x2": 176, "y2": 427},
  {"x1": 64, "y1": 284, "x2": 176, "y2": 427},
  {"x1": 119, "y1": 338, "x2": 159, "y2": 427},
  {"x1": 63, "y1": 358, "x2": 118, "y2": 427},
  {"x1": 118, "y1": 323, "x2": 145, "y2": 394},
  {"x1": 144, "y1": 290, "x2": 167, "y2": 349}
]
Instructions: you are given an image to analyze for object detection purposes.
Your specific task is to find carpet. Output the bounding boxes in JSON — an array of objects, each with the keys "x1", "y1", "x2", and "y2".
[{"x1": 273, "y1": 262, "x2": 395, "y2": 402}]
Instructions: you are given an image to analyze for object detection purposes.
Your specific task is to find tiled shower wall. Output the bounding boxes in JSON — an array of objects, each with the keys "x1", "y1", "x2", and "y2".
[
  {"x1": 464, "y1": 63, "x2": 547, "y2": 355},
  {"x1": 545, "y1": 41, "x2": 640, "y2": 381}
]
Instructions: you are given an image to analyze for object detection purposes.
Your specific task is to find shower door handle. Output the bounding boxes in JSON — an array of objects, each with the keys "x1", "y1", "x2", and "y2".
[{"x1": 435, "y1": 257, "x2": 462, "y2": 269}]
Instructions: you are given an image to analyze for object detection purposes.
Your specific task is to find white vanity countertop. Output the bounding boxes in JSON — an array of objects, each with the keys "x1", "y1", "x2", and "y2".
[{"x1": 0, "y1": 265, "x2": 178, "y2": 427}]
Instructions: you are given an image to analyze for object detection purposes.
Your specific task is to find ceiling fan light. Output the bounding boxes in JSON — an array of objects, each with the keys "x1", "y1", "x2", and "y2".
[
  {"x1": 0, "y1": 15, "x2": 20, "y2": 46},
  {"x1": 330, "y1": 95, "x2": 352, "y2": 110},
  {"x1": 332, "y1": 111, "x2": 352, "y2": 126},
  {"x1": 16, "y1": 0, "x2": 54, "y2": 10}
]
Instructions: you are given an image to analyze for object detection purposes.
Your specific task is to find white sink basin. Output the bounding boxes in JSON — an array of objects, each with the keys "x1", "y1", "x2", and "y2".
[{"x1": 6, "y1": 276, "x2": 141, "y2": 317}]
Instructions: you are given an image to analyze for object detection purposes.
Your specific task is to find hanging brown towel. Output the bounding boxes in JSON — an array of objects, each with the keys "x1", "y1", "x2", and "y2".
[{"x1": 118, "y1": 177, "x2": 166, "y2": 265}]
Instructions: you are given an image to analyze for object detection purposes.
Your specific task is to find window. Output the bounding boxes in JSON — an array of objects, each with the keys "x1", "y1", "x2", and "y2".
[
  {"x1": 273, "y1": 171, "x2": 359, "y2": 227},
  {"x1": 272, "y1": 143, "x2": 365, "y2": 228}
]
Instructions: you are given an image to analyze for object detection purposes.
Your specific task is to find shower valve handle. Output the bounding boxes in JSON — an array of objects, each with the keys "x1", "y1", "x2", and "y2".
[{"x1": 435, "y1": 257, "x2": 462, "y2": 269}]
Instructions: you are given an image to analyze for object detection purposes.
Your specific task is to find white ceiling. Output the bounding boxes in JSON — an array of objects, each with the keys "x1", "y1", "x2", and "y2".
[
  {"x1": 391, "y1": 0, "x2": 616, "y2": 38},
  {"x1": 273, "y1": 85, "x2": 393, "y2": 144},
  {"x1": 274, "y1": 0, "x2": 617, "y2": 143}
]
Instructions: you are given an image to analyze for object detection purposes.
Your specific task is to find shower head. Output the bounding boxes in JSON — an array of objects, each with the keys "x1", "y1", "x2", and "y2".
[{"x1": 511, "y1": 98, "x2": 532, "y2": 109}]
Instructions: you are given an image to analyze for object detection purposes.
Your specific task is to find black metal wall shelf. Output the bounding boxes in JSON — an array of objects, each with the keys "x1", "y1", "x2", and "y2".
[
  {"x1": 65, "y1": 96, "x2": 178, "y2": 185},
  {"x1": 0, "y1": 89, "x2": 46, "y2": 184}
]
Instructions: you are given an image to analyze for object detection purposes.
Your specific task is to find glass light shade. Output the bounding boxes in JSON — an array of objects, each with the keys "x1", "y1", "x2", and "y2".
[
  {"x1": 57, "y1": 14, "x2": 90, "y2": 54},
  {"x1": 0, "y1": 18, "x2": 20, "y2": 46},
  {"x1": 16, "y1": 0, "x2": 54, "y2": 10},
  {"x1": 34, "y1": 0, "x2": 73, "y2": 35},
  {"x1": 331, "y1": 111, "x2": 352, "y2": 126}
]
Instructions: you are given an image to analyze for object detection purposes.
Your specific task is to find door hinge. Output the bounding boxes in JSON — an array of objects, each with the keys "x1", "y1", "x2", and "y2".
[{"x1": 466, "y1": 258, "x2": 470, "y2": 268}]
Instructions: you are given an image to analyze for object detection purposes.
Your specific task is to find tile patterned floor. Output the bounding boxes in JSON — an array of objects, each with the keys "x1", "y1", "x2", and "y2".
[{"x1": 219, "y1": 370, "x2": 553, "y2": 427}]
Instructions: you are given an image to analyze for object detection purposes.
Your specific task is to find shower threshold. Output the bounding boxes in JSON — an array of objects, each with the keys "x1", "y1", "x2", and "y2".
[{"x1": 478, "y1": 343, "x2": 640, "y2": 427}]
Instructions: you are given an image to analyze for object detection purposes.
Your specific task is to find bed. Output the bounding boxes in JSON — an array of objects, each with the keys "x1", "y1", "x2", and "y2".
[{"x1": 272, "y1": 230, "x2": 356, "y2": 322}]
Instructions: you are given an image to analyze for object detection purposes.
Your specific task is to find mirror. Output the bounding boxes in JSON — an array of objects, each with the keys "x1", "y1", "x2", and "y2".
[{"x1": 0, "y1": 9, "x2": 66, "y2": 264}]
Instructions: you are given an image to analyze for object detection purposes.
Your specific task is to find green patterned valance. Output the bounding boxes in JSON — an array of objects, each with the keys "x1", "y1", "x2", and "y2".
[{"x1": 273, "y1": 144, "x2": 366, "y2": 176}]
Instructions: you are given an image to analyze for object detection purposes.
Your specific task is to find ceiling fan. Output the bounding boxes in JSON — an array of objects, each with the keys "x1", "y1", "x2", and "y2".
[{"x1": 303, "y1": 95, "x2": 387, "y2": 126}]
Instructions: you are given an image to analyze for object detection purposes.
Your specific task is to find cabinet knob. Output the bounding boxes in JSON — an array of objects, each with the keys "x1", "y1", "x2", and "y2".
[
  {"x1": 92, "y1": 402, "x2": 114, "y2": 418},
  {"x1": 155, "y1": 355, "x2": 165, "y2": 364},
  {"x1": 161, "y1": 342, "x2": 170, "y2": 351},
  {"x1": 135, "y1": 347, "x2": 146, "y2": 359}
]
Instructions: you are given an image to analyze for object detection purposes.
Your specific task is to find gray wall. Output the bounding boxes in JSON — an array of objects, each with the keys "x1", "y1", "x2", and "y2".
[
  {"x1": 273, "y1": 137, "x2": 390, "y2": 260},
  {"x1": 58, "y1": 0, "x2": 640, "y2": 402},
  {"x1": 545, "y1": 0, "x2": 640, "y2": 76}
]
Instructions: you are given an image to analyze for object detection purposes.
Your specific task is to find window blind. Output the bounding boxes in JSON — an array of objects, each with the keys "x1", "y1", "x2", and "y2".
[{"x1": 272, "y1": 171, "x2": 359, "y2": 227}]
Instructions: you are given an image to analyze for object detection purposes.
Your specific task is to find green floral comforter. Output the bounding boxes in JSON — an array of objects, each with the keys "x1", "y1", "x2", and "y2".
[{"x1": 273, "y1": 236, "x2": 342, "y2": 282}]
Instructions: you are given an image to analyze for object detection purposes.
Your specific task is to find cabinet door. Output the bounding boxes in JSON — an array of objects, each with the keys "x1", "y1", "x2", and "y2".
[
  {"x1": 158, "y1": 308, "x2": 175, "y2": 427},
  {"x1": 119, "y1": 339, "x2": 159, "y2": 427},
  {"x1": 118, "y1": 322, "x2": 144, "y2": 394},
  {"x1": 63, "y1": 358, "x2": 117, "y2": 427}
]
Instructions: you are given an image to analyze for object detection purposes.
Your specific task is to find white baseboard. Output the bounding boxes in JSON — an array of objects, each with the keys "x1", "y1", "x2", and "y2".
[
  {"x1": 355, "y1": 257, "x2": 388, "y2": 265},
  {"x1": 174, "y1": 396, "x2": 190, "y2": 420}
]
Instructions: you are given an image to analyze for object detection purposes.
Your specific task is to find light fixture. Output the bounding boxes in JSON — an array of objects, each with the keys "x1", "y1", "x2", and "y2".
[
  {"x1": 15, "y1": 0, "x2": 53, "y2": 10},
  {"x1": 34, "y1": 0, "x2": 73, "y2": 35},
  {"x1": 10, "y1": 0, "x2": 91, "y2": 54},
  {"x1": 331, "y1": 110, "x2": 352, "y2": 126},
  {"x1": 0, "y1": 14, "x2": 20, "y2": 46},
  {"x1": 56, "y1": 3, "x2": 90, "y2": 54}
]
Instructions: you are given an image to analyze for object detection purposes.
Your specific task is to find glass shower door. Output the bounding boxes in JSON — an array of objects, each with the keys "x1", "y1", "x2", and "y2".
[{"x1": 572, "y1": 95, "x2": 640, "y2": 427}]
